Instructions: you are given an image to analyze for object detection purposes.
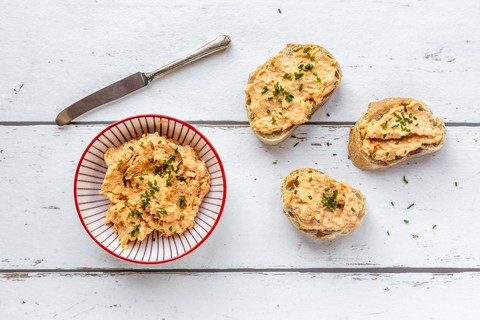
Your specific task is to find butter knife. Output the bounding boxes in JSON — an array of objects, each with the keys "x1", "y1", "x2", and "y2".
[{"x1": 55, "y1": 34, "x2": 231, "y2": 126}]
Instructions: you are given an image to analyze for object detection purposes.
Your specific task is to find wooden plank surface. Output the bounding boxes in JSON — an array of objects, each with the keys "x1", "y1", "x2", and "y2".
[
  {"x1": 1, "y1": 125, "x2": 478, "y2": 269},
  {"x1": 0, "y1": 0, "x2": 479, "y2": 123},
  {"x1": 1, "y1": 0, "x2": 480, "y2": 318},
  {"x1": 1, "y1": 271, "x2": 479, "y2": 319}
]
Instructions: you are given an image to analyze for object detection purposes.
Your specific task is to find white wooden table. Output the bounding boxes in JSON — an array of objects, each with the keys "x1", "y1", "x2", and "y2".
[{"x1": 1, "y1": 0, "x2": 479, "y2": 318}]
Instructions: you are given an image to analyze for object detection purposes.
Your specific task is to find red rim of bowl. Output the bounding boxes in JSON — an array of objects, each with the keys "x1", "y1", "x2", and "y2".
[{"x1": 74, "y1": 114, "x2": 227, "y2": 264}]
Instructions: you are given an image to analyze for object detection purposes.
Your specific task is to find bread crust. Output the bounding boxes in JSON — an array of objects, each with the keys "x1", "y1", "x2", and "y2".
[
  {"x1": 246, "y1": 44, "x2": 342, "y2": 145},
  {"x1": 348, "y1": 98, "x2": 447, "y2": 170},
  {"x1": 280, "y1": 168, "x2": 368, "y2": 239}
]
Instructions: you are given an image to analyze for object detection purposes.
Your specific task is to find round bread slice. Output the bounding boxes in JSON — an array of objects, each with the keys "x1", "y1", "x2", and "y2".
[
  {"x1": 245, "y1": 44, "x2": 342, "y2": 145},
  {"x1": 281, "y1": 168, "x2": 368, "y2": 239},
  {"x1": 348, "y1": 97, "x2": 446, "y2": 170}
]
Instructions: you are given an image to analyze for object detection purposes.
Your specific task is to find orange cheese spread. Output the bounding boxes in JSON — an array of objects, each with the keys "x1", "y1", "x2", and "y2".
[
  {"x1": 284, "y1": 171, "x2": 363, "y2": 232},
  {"x1": 99, "y1": 133, "x2": 210, "y2": 250},
  {"x1": 360, "y1": 100, "x2": 443, "y2": 161},
  {"x1": 245, "y1": 46, "x2": 338, "y2": 134}
]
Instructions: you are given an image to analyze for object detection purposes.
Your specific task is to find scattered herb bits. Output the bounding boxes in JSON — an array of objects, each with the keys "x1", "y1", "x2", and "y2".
[
  {"x1": 293, "y1": 142, "x2": 299, "y2": 147},
  {"x1": 407, "y1": 203, "x2": 414, "y2": 209},
  {"x1": 278, "y1": 8, "x2": 281, "y2": 13},
  {"x1": 403, "y1": 176, "x2": 408, "y2": 184},
  {"x1": 273, "y1": 161, "x2": 277, "y2": 164},
  {"x1": 432, "y1": 225, "x2": 437, "y2": 229},
  {"x1": 391, "y1": 202, "x2": 394, "y2": 206},
  {"x1": 404, "y1": 219, "x2": 409, "y2": 223}
]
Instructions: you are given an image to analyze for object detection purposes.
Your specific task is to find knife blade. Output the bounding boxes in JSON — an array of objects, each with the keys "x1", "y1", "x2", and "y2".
[{"x1": 56, "y1": 34, "x2": 231, "y2": 126}]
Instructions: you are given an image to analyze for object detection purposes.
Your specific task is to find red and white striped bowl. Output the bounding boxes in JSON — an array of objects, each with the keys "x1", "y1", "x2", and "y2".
[{"x1": 74, "y1": 115, "x2": 227, "y2": 264}]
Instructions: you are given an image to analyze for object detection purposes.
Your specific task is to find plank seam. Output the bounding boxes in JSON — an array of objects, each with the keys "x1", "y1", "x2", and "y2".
[
  {"x1": 0, "y1": 121, "x2": 478, "y2": 127},
  {"x1": 0, "y1": 268, "x2": 479, "y2": 274}
]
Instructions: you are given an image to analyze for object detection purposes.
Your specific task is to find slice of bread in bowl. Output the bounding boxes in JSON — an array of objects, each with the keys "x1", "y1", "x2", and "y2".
[
  {"x1": 281, "y1": 168, "x2": 368, "y2": 239},
  {"x1": 245, "y1": 44, "x2": 342, "y2": 145},
  {"x1": 348, "y1": 97, "x2": 446, "y2": 170}
]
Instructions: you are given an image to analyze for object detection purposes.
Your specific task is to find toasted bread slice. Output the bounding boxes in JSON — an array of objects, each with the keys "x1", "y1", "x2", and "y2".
[
  {"x1": 281, "y1": 168, "x2": 368, "y2": 239},
  {"x1": 348, "y1": 98, "x2": 446, "y2": 170},
  {"x1": 245, "y1": 44, "x2": 342, "y2": 145}
]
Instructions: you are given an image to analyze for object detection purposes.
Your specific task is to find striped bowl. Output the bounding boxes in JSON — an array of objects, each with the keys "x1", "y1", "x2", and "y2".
[{"x1": 74, "y1": 115, "x2": 227, "y2": 264}]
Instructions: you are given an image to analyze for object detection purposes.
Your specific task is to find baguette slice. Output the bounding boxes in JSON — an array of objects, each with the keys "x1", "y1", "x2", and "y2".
[
  {"x1": 348, "y1": 97, "x2": 446, "y2": 170},
  {"x1": 281, "y1": 168, "x2": 368, "y2": 239},
  {"x1": 246, "y1": 44, "x2": 342, "y2": 145}
]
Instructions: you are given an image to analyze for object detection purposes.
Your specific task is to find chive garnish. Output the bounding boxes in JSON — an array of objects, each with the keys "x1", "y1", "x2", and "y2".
[
  {"x1": 395, "y1": 140, "x2": 400, "y2": 144},
  {"x1": 267, "y1": 110, "x2": 271, "y2": 114},
  {"x1": 432, "y1": 225, "x2": 437, "y2": 229},
  {"x1": 326, "y1": 142, "x2": 331, "y2": 146},
  {"x1": 299, "y1": 83, "x2": 303, "y2": 91},
  {"x1": 285, "y1": 94, "x2": 294, "y2": 102},
  {"x1": 272, "y1": 117, "x2": 276, "y2": 124},
  {"x1": 261, "y1": 86, "x2": 268, "y2": 94},
  {"x1": 166, "y1": 179, "x2": 172, "y2": 186},
  {"x1": 303, "y1": 48, "x2": 309, "y2": 53},
  {"x1": 129, "y1": 146, "x2": 134, "y2": 151},
  {"x1": 311, "y1": 56, "x2": 315, "y2": 61},
  {"x1": 386, "y1": 152, "x2": 390, "y2": 157},
  {"x1": 180, "y1": 196, "x2": 186, "y2": 208},
  {"x1": 278, "y1": 99, "x2": 283, "y2": 102},
  {"x1": 136, "y1": 183, "x2": 139, "y2": 188},
  {"x1": 131, "y1": 224, "x2": 140, "y2": 237},
  {"x1": 294, "y1": 72, "x2": 304, "y2": 80},
  {"x1": 283, "y1": 73, "x2": 291, "y2": 79},
  {"x1": 293, "y1": 142, "x2": 299, "y2": 147},
  {"x1": 383, "y1": 134, "x2": 387, "y2": 139},
  {"x1": 407, "y1": 203, "x2": 414, "y2": 209},
  {"x1": 309, "y1": 177, "x2": 312, "y2": 182},
  {"x1": 291, "y1": 135, "x2": 296, "y2": 138},
  {"x1": 294, "y1": 190, "x2": 297, "y2": 194},
  {"x1": 333, "y1": 154, "x2": 337, "y2": 156},
  {"x1": 404, "y1": 219, "x2": 409, "y2": 223},
  {"x1": 140, "y1": 142, "x2": 144, "y2": 147},
  {"x1": 117, "y1": 163, "x2": 122, "y2": 169},
  {"x1": 455, "y1": 182, "x2": 457, "y2": 187},
  {"x1": 404, "y1": 150, "x2": 407, "y2": 154},
  {"x1": 273, "y1": 161, "x2": 277, "y2": 164},
  {"x1": 373, "y1": 154, "x2": 376, "y2": 158},
  {"x1": 387, "y1": 231, "x2": 390, "y2": 235},
  {"x1": 391, "y1": 202, "x2": 394, "y2": 206},
  {"x1": 308, "y1": 110, "x2": 312, "y2": 114},
  {"x1": 139, "y1": 177, "x2": 144, "y2": 181},
  {"x1": 316, "y1": 77, "x2": 321, "y2": 82},
  {"x1": 308, "y1": 170, "x2": 312, "y2": 173},
  {"x1": 351, "y1": 208, "x2": 355, "y2": 212},
  {"x1": 158, "y1": 140, "x2": 162, "y2": 144},
  {"x1": 169, "y1": 226, "x2": 173, "y2": 232},
  {"x1": 308, "y1": 195, "x2": 313, "y2": 200},
  {"x1": 268, "y1": 97, "x2": 273, "y2": 100},
  {"x1": 404, "y1": 105, "x2": 407, "y2": 112},
  {"x1": 403, "y1": 176, "x2": 408, "y2": 184},
  {"x1": 325, "y1": 188, "x2": 330, "y2": 191},
  {"x1": 348, "y1": 155, "x2": 351, "y2": 159}
]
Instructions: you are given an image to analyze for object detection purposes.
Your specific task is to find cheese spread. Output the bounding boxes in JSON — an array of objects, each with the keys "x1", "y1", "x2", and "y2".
[
  {"x1": 245, "y1": 46, "x2": 338, "y2": 134},
  {"x1": 284, "y1": 171, "x2": 363, "y2": 232},
  {"x1": 360, "y1": 100, "x2": 444, "y2": 161},
  {"x1": 99, "y1": 133, "x2": 210, "y2": 250}
]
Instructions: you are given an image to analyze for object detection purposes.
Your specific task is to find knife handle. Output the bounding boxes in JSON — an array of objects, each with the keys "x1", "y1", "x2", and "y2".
[{"x1": 144, "y1": 34, "x2": 231, "y2": 83}]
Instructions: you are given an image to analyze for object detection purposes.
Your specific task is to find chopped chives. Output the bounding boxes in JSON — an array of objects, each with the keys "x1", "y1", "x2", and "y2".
[
  {"x1": 308, "y1": 195, "x2": 313, "y2": 200},
  {"x1": 403, "y1": 176, "x2": 408, "y2": 184},
  {"x1": 278, "y1": 8, "x2": 281, "y2": 13},
  {"x1": 404, "y1": 219, "x2": 409, "y2": 223},
  {"x1": 273, "y1": 161, "x2": 277, "y2": 164},
  {"x1": 309, "y1": 177, "x2": 312, "y2": 181},
  {"x1": 391, "y1": 202, "x2": 394, "y2": 206},
  {"x1": 140, "y1": 142, "x2": 144, "y2": 147},
  {"x1": 432, "y1": 225, "x2": 437, "y2": 229},
  {"x1": 351, "y1": 208, "x2": 355, "y2": 212},
  {"x1": 293, "y1": 142, "x2": 299, "y2": 147},
  {"x1": 129, "y1": 146, "x2": 134, "y2": 151},
  {"x1": 407, "y1": 203, "x2": 414, "y2": 209},
  {"x1": 327, "y1": 113, "x2": 330, "y2": 117}
]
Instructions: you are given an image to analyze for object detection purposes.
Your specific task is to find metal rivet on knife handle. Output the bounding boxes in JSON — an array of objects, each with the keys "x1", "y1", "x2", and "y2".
[{"x1": 55, "y1": 34, "x2": 232, "y2": 126}]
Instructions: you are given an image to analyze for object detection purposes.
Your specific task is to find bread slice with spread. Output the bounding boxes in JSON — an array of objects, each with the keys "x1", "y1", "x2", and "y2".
[
  {"x1": 348, "y1": 97, "x2": 446, "y2": 170},
  {"x1": 245, "y1": 44, "x2": 342, "y2": 145},
  {"x1": 281, "y1": 168, "x2": 368, "y2": 239}
]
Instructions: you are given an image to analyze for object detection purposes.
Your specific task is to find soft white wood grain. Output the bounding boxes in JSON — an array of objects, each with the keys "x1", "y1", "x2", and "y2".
[
  {"x1": 0, "y1": 0, "x2": 478, "y2": 122},
  {"x1": 0, "y1": 125, "x2": 478, "y2": 269},
  {"x1": 1, "y1": 272, "x2": 478, "y2": 319}
]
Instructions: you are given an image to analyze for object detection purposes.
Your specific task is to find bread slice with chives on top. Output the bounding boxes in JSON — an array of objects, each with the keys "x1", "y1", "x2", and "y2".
[
  {"x1": 281, "y1": 168, "x2": 368, "y2": 239},
  {"x1": 348, "y1": 97, "x2": 446, "y2": 170},
  {"x1": 245, "y1": 44, "x2": 342, "y2": 145}
]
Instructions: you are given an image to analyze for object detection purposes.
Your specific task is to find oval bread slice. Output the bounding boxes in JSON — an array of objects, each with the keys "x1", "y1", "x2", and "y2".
[
  {"x1": 245, "y1": 44, "x2": 342, "y2": 145},
  {"x1": 348, "y1": 97, "x2": 446, "y2": 170},
  {"x1": 281, "y1": 168, "x2": 368, "y2": 239}
]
